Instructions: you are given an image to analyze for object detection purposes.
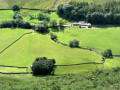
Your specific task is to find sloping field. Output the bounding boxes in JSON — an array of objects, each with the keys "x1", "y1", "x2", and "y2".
[
  {"x1": 0, "y1": 10, "x2": 14, "y2": 21},
  {"x1": 0, "y1": 28, "x2": 102, "y2": 74},
  {"x1": 55, "y1": 27, "x2": 120, "y2": 55},
  {"x1": 0, "y1": 0, "x2": 93, "y2": 9}
]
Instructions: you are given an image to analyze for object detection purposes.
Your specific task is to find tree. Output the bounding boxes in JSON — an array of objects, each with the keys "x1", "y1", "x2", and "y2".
[
  {"x1": 31, "y1": 57, "x2": 56, "y2": 75},
  {"x1": 50, "y1": 33, "x2": 57, "y2": 41},
  {"x1": 104, "y1": 13, "x2": 114, "y2": 24},
  {"x1": 35, "y1": 22, "x2": 49, "y2": 34},
  {"x1": 12, "y1": 5, "x2": 20, "y2": 11},
  {"x1": 50, "y1": 20, "x2": 57, "y2": 27},
  {"x1": 59, "y1": 20, "x2": 64, "y2": 27},
  {"x1": 86, "y1": 12, "x2": 105, "y2": 24},
  {"x1": 102, "y1": 49, "x2": 113, "y2": 58},
  {"x1": 69, "y1": 39, "x2": 79, "y2": 48},
  {"x1": 13, "y1": 11, "x2": 23, "y2": 20},
  {"x1": 37, "y1": 12, "x2": 50, "y2": 21}
]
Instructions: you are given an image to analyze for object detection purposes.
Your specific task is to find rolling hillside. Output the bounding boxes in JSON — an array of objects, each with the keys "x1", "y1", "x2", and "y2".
[{"x1": 0, "y1": 0, "x2": 92, "y2": 9}]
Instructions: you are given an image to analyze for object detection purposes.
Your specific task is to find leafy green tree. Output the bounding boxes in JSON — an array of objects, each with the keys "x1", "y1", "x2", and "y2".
[
  {"x1": 37, "y1": 12, "x2": 50, "y2": 21},
  {"x1": 102, "y1": 49, "x2": 113, "y2": 58},
  {"x1": 50, "y1": 33, "x2": 57, "y2": 41},
  {"x1": 50, "y1": 20, "x2": 57, "y2": 27},
  {"x1": 59, "y1": 20, "x2": 64, "y2": 27},
  {"x1": 35, "y1": 22, "x2": 49, "y2": 34},
  {"x1": 13, "y1": 11, "x2": 23, "y2": 20},
  {"x1": 87, "y1": 12, "x2": 105, "y2": 24},
  {"x1": 31, "y1": 57, "x2": 56, "y2": 75},
  {"x1": 69, "y1": 39, "x2": 79, "y2": 48},
  {"x1": 104, "y1": 13, "x2": 114, "y2": 24},
  {"x1": 12, "y1": 5, "x2": 20, "y2": 11}
]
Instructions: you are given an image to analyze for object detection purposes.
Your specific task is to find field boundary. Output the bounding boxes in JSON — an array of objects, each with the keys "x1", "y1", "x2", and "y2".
[
  {"x1": 0, "y1": 72, "x2": 30, "y2": 74},
  {"x1": 56, "y1": 62, "x2": 102, "y2": 66},
  {"x1": 0, "y1": 31, "x2": 32, "y2": 54},
  {"x1": 0, "y1": 65, "x2": 28, "y2": 68},
  {"x1": 52, "y1": 39, "x2": 102, "y2": 55},
  {"x1": 0, "y1": 8, "x2": 56, "y2": 12}
]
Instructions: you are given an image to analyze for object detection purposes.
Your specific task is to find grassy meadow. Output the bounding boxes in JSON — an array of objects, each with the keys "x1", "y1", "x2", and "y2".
[
  {"x1": 0, "y1": 28, "x2": 102, "y2": 74},
  {"x1": 0, "y1": 10, "x2": 14, "y2": 21},
  {"x1": 55, "y1": 27, "x2": 120, "y2": 55},
  {"x1": 0, "y1": 0, "x2": 93, "y2": 9}
]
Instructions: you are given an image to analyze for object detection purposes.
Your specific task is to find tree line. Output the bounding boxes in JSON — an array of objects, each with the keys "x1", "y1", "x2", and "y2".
[{"x1": 57, "y1": 0, "x2": 120, "y2": 24}]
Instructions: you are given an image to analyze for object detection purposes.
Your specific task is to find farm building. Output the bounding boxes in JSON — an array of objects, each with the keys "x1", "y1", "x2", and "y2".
[{"x1": 72, "y1": 21, "x2": 92, "y2": 28}]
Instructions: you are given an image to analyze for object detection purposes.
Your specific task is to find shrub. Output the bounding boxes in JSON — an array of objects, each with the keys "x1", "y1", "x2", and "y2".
[
  {"x1": 0, "y1": 20, "x2": 31, "y2": 29},
  {"x1": 0, "y1": 21, "x2": 13, "y2": 28},
  {"x1": 50, "y1": 20, "x2": 57, "y2": 27},
  {"x1": 37, "y1": 12, "x2": 50, "y2": 21},
  {"x1": 102, "y1": 49, "x2": 113, "y2": 58},
  {"x1": 69, "y1": 39, "x2": 79, "y2": 48},
  {"x1": 59, "y1": 20, "x2": 64, "y2": 27},
  {"x1": 31, "y1": 57, "x2": 56, "y2": 75},
  {"x1": 35, "y1": 23, "x2": 49, "y2": 34},
  {"x1": 104, "y1": 13, "x2": 114, "y2": 24},
  {"x1": 12, "y1": 5, "x2": 20, "y2": 11},
  {"x1": 13, "y1": 11, "x2": 23, "y2": 20},
  {"x1": 86, "y1": 12, "x2": 105, "y2": 24},
  {"x1": 50, "y1": 33, "x2": 57, "y2": 41},
  {"x1": 113, "y1": 14, "x2": 120, "y2": 24}
]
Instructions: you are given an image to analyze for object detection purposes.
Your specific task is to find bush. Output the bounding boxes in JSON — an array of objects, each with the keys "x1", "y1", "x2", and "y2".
[
  {"x1": 35, "y1": 23, "x2": 49, "y2": 34},
  {"x1": 102, "y1": 49, "x2": 113, "y2": 58},
  {"x1": 69, "y1": 39, "x2": 79, "y2": 48},
  {"x1": 50, "y1": 20, "x2": 57, "y2": 27},
  {"x1": 37, "y1": 12, "x2": 50, "y2": 21},
  {"x1": 0, "y1": 21, "x2": 13, "y2": 28},
  {"x1": 31, "y1": 57, "x2": 56, "y2": 75},
  {"x1": 87, "y1": 12, "x2": 105, "y2": 24},
  {"x1": 0, "y1": 20, "x2": 31, "y2": 29},
  {"x1": 12, "y1": 5, "x2": 20, "y2": 11},
  {"x1": 50, "y1": 33, "x2": 57, "y2": 41},
  {"x1": 59, "y1": 20, "x2": 64, "y2": 27},
  {"x1": 104, "y1": 13, "x2": 114, "y2": 24},
  {"x1": 13, "y1": 11, "x2": 23, "y2": 20},
  {"x1": 113, "y1": 14, "x2": 120, "y2": 24}
]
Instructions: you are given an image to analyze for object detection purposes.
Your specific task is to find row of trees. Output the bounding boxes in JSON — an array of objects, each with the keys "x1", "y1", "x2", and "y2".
[{"x1": 57, "y1": 0, "x2": 120, "y2": 24}]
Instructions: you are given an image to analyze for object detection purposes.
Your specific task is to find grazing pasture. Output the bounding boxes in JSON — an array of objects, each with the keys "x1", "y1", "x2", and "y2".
[
  {"x1": 0, "y1": 28, "x2": 102, "y2": 74},
  {"x1": 55, "y1": 27, "x2": 120, "y2": 55},
  {"x1": 0, "y1": 10, "x2": 14, "y2": 21}
]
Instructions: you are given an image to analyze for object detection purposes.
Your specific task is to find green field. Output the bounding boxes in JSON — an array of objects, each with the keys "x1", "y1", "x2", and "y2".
[
  {"x1": 55, "y1": 27, "x2": 120, "y2": 55},
  {"x1": 0, "y1": 0, "x2": 93, "y2": 9},
  {"x1": 1, "y1": 68, "x2": 120, "y2": 90},
  {"x1": 0, "y1": 28, "x2": 103, "y2": 74},
  {"x1": 0, "y1": 10, "x2": 14, "y2": 21}
]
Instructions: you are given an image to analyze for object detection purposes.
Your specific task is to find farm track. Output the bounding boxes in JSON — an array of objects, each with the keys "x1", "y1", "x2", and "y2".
[{"x1": 0, "y1": 31, "x2": 32, "y2": 54}]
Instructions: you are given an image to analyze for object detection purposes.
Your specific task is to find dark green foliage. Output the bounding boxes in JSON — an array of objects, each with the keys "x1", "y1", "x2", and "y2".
[
  {"x1": 57, "y1": 0, "x2": 120, "y2": 24},
  {"x1": 50, "y1": 33, "x2": 57, "y2": 41},
  {"x1": 31, "y1": 57, "x2": 56, "y2": 75},
  {"x1": 59, "y1": 20, "x2": 64, "y2": 27},
  {"x1": 113, "y1": 14, "x2": 120, "y2": 24},
  {"x1": 2, "y1": 67, "x2": 120, "y2": 89},
  {"x1": 37, "y1": 12, "x2": 50, "y2": 21},
  {"x1": 29, "y1": 14, "x2": 37, "y2": 20},
  {"x1": 13, "y1": 11, "x2": 23, "y2": 20},
  {"x1": 102, "y1": 49, "x2": 113, "y2": 58},
  {"x1": 0, "y1": 20, "x2": 31, "y2": 29},
  {"x1": 0, "y1": 21, "x2": 13, "y2": 28},
  {"x1": 69, "y1": 39, "x2": 79, "y2": 48},
  {"x1": 12, "y1": 5, "x2": 20, "y2": 11},
  {"x1": 50, "y1": 20, "x2": 57, "y2": 27},
  {"x1": 35, "y1": 22, "x2": 49, "y2": 34},
  {"x1": 104, "y1": 13, "x2": 114, "y2": 24},
  {"x1": 87, "y1": 12, "x2": 105, "y2": 24}
]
